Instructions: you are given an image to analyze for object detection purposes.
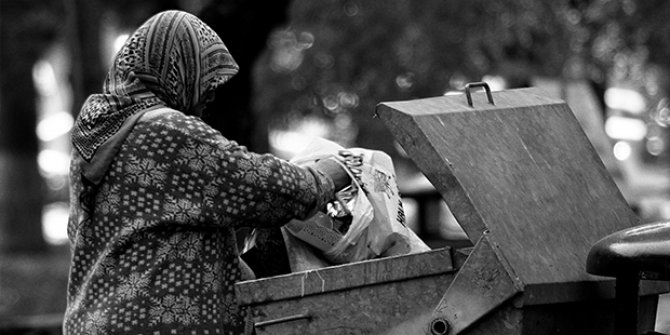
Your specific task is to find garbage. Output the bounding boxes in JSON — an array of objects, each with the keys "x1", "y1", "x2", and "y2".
[{"x1": 283, "y1": 137, "x2": 430, "y2": 270}]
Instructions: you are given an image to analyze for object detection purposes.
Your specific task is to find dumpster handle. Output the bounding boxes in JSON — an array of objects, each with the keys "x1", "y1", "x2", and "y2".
[
  {"x1": 465, "y1": 82, "x2": 495, "y2": 107},
  {"x1": 255, "y1": 312, "x2": 312, "y2": 328}
]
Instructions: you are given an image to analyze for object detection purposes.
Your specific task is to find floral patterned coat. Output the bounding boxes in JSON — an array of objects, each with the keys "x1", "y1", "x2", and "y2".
[{"x1": 64, "y1": 110, "x2": 333, "y2": 335}]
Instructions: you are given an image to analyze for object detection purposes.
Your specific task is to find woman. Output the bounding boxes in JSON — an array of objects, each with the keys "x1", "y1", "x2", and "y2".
[{"x1": 65, "y1": 10, "x2": 348, "y2": 334}]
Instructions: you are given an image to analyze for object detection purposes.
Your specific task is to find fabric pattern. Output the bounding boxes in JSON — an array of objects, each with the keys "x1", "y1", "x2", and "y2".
[
  {"x1": 65, "y1": 111, "x2": 334, "y2": 334},
  {"x1": 72, "y1": 10, "x2": 238, "y2": 162}
]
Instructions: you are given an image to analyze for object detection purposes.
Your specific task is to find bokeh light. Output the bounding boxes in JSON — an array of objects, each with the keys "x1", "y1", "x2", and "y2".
[{"x1": 613, "y1": 141, "x2": 632, "y2": 161}]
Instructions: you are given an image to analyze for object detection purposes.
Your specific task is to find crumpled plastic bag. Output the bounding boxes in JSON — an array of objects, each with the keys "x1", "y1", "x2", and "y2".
[{"x1": 283, "y1": 137, "x2": 430, "y2": 268}]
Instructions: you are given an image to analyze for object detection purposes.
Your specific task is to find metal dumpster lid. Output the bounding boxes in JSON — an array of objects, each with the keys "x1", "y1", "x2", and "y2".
[{"x1": 376, "y1": 84, "x2": 637, "y2": 288}]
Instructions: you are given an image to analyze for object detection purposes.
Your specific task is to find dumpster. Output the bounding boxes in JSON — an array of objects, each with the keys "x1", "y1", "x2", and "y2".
[
  {"x1": 237, "y1": 247, "x2": 466, "y2": 334},
  {"x1": 235, "y1": 84, "x2": 670, "y2": 334}
]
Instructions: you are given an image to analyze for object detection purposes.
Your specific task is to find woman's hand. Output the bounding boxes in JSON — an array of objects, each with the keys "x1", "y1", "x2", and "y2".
[{"x1": 311, "y1": 156, "x2": 351, "y2": 192}]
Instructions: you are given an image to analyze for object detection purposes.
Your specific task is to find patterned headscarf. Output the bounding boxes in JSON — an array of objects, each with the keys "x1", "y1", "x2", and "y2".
[{"x1": 72, "y1": 10, "x2": 238, "y2": 162}]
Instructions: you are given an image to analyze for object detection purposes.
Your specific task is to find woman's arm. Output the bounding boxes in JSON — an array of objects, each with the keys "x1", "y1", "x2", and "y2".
[
  {"x1": 206, "y1": 141, "x2": 349, "y2": 228},
  {"x1": 140, "y1": 112, "x2": 350, "y2": 229},
  {"x1": 308, "y1": 156, "x2": 351, "y2": 192}
]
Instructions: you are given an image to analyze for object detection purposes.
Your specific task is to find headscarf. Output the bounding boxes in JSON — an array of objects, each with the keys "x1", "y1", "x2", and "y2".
[{"x1": 71, "y1": 10, "x2": 238, "y2": 182}]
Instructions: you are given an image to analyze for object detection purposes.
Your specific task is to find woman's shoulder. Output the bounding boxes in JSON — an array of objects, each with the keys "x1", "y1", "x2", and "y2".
[
  {"x1": 139, "y1": 108, "x2": 217, "y2": 135},
  {"x1": 135, "y1": 108, "x2": 230, "y2": 150}
]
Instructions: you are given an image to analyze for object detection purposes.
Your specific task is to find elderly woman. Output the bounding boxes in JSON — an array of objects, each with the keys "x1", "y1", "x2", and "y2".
[{"x1": 65, "y1": 10, "x2": 348, "y2": 334}]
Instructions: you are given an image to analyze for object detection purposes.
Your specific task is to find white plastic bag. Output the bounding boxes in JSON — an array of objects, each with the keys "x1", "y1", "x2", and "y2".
[
  {"x1": 283, "y1": 137, "x2": 430, "y2": 266},
  {"x1": 344, "y1": 148, "x2": 430, "y2": 258},
  {"x1": 284, "y1": 155, "x2": 375, "y2": 264},
  {"x1": 323, "y1": 172, "x2": 375, "y2": 263}
]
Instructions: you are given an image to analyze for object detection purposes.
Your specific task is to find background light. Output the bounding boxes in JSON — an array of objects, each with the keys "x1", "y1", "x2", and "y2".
[
  {"x1": 269, "y1": 118, "x2": 330, "y2": 158},
  {"x1": 37, "y1": 111, "x2": 74, "y2": 142},
  {"x1": 605, "y1": 87, "x2": 647, "y2": 114},
  {"x1": 481, "y1": 75, "x2": 506, "y2": 91},
  {"x1": 113, "y1": 34, "x2": 130, "y2": 54},
  {"x1": 38, "y1": 149, "x2": 71, "y2": 176},
  {"x1": 605, "y1": 115, "x2": 647, "y2": 141},
  {"x1": 613, "y1": 141, "x2": 632, "y2": 161},
  {"x1": 42, "y1": 202, "x2": 69, "y2": 245}
]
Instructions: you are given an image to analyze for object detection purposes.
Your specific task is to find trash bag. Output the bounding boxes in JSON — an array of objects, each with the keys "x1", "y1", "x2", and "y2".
[{"x1": 283, "y1": 137, "x2": 430, "y2": 267}]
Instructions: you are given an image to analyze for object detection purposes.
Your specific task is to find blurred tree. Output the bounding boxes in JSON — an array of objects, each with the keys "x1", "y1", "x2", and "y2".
[
  {"x1": 253, "y1": 0, "x2": 670, "y2": 165},
  {"x1": 255, "y1": 0, "x2": 571, "y2": 159},
  {"x1": 565, "y1": 0, "x2": 670, "y2": 165},
  {"x1": 0, "y1": 0, "x2": 63, "y2": 253},
  {"x1": 65, "y1": 0, "x2": 105, "y2": 118},
  {"x1": 200, "y1": 0, "x2": 292, "y2": 153}
]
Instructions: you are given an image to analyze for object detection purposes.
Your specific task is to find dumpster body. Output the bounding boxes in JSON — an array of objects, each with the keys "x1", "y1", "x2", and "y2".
[{"x1": 235, "y1": 86, "x2": 670, "y2": 334}]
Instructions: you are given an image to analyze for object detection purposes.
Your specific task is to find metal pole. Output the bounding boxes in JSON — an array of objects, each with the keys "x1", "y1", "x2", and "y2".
[{"x1": 615, "y1": 272, "x2": 640, "y2": 335}]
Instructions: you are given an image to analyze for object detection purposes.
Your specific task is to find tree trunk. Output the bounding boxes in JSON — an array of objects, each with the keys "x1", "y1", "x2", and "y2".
[
  {"x1": 0, "y1": 1, "x2": 61, "y2": 253},
  {"x1": 65, "y1": 0, "x2": 107, "y2": 119},
  {"x1": 199, "y1": 0, "x2": 291, "y2": 153}
]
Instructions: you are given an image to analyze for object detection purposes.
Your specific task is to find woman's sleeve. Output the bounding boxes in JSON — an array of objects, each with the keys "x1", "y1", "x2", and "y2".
[{"x1": 203, "y1": 140, "x2": 335, "y2": 228}]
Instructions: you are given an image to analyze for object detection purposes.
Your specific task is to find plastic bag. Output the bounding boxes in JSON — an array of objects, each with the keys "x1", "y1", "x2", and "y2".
[
  {"x1": 339, "y1": 148, "x2": 430, "y2": 258},
  {"x1": 283, "y1": 160, "x2": 375, "y2": 264},
  {"x1": 283, "y1": 137, "x2": 430, "y2": 266}
]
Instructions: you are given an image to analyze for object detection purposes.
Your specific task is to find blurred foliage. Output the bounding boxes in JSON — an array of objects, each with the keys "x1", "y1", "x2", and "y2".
[
  {"x1": 4, "y1": 0, "x2": 670, "y2": 156},
  {"x1": 254, "y1": 0, "x2": 670, "y2": 158},
  {"x1": 5, "y1": 0, "x2": 668, "y2": 158},
  {"x1": 0, "y1": 0, "x2": 64, "y2": 151}
]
